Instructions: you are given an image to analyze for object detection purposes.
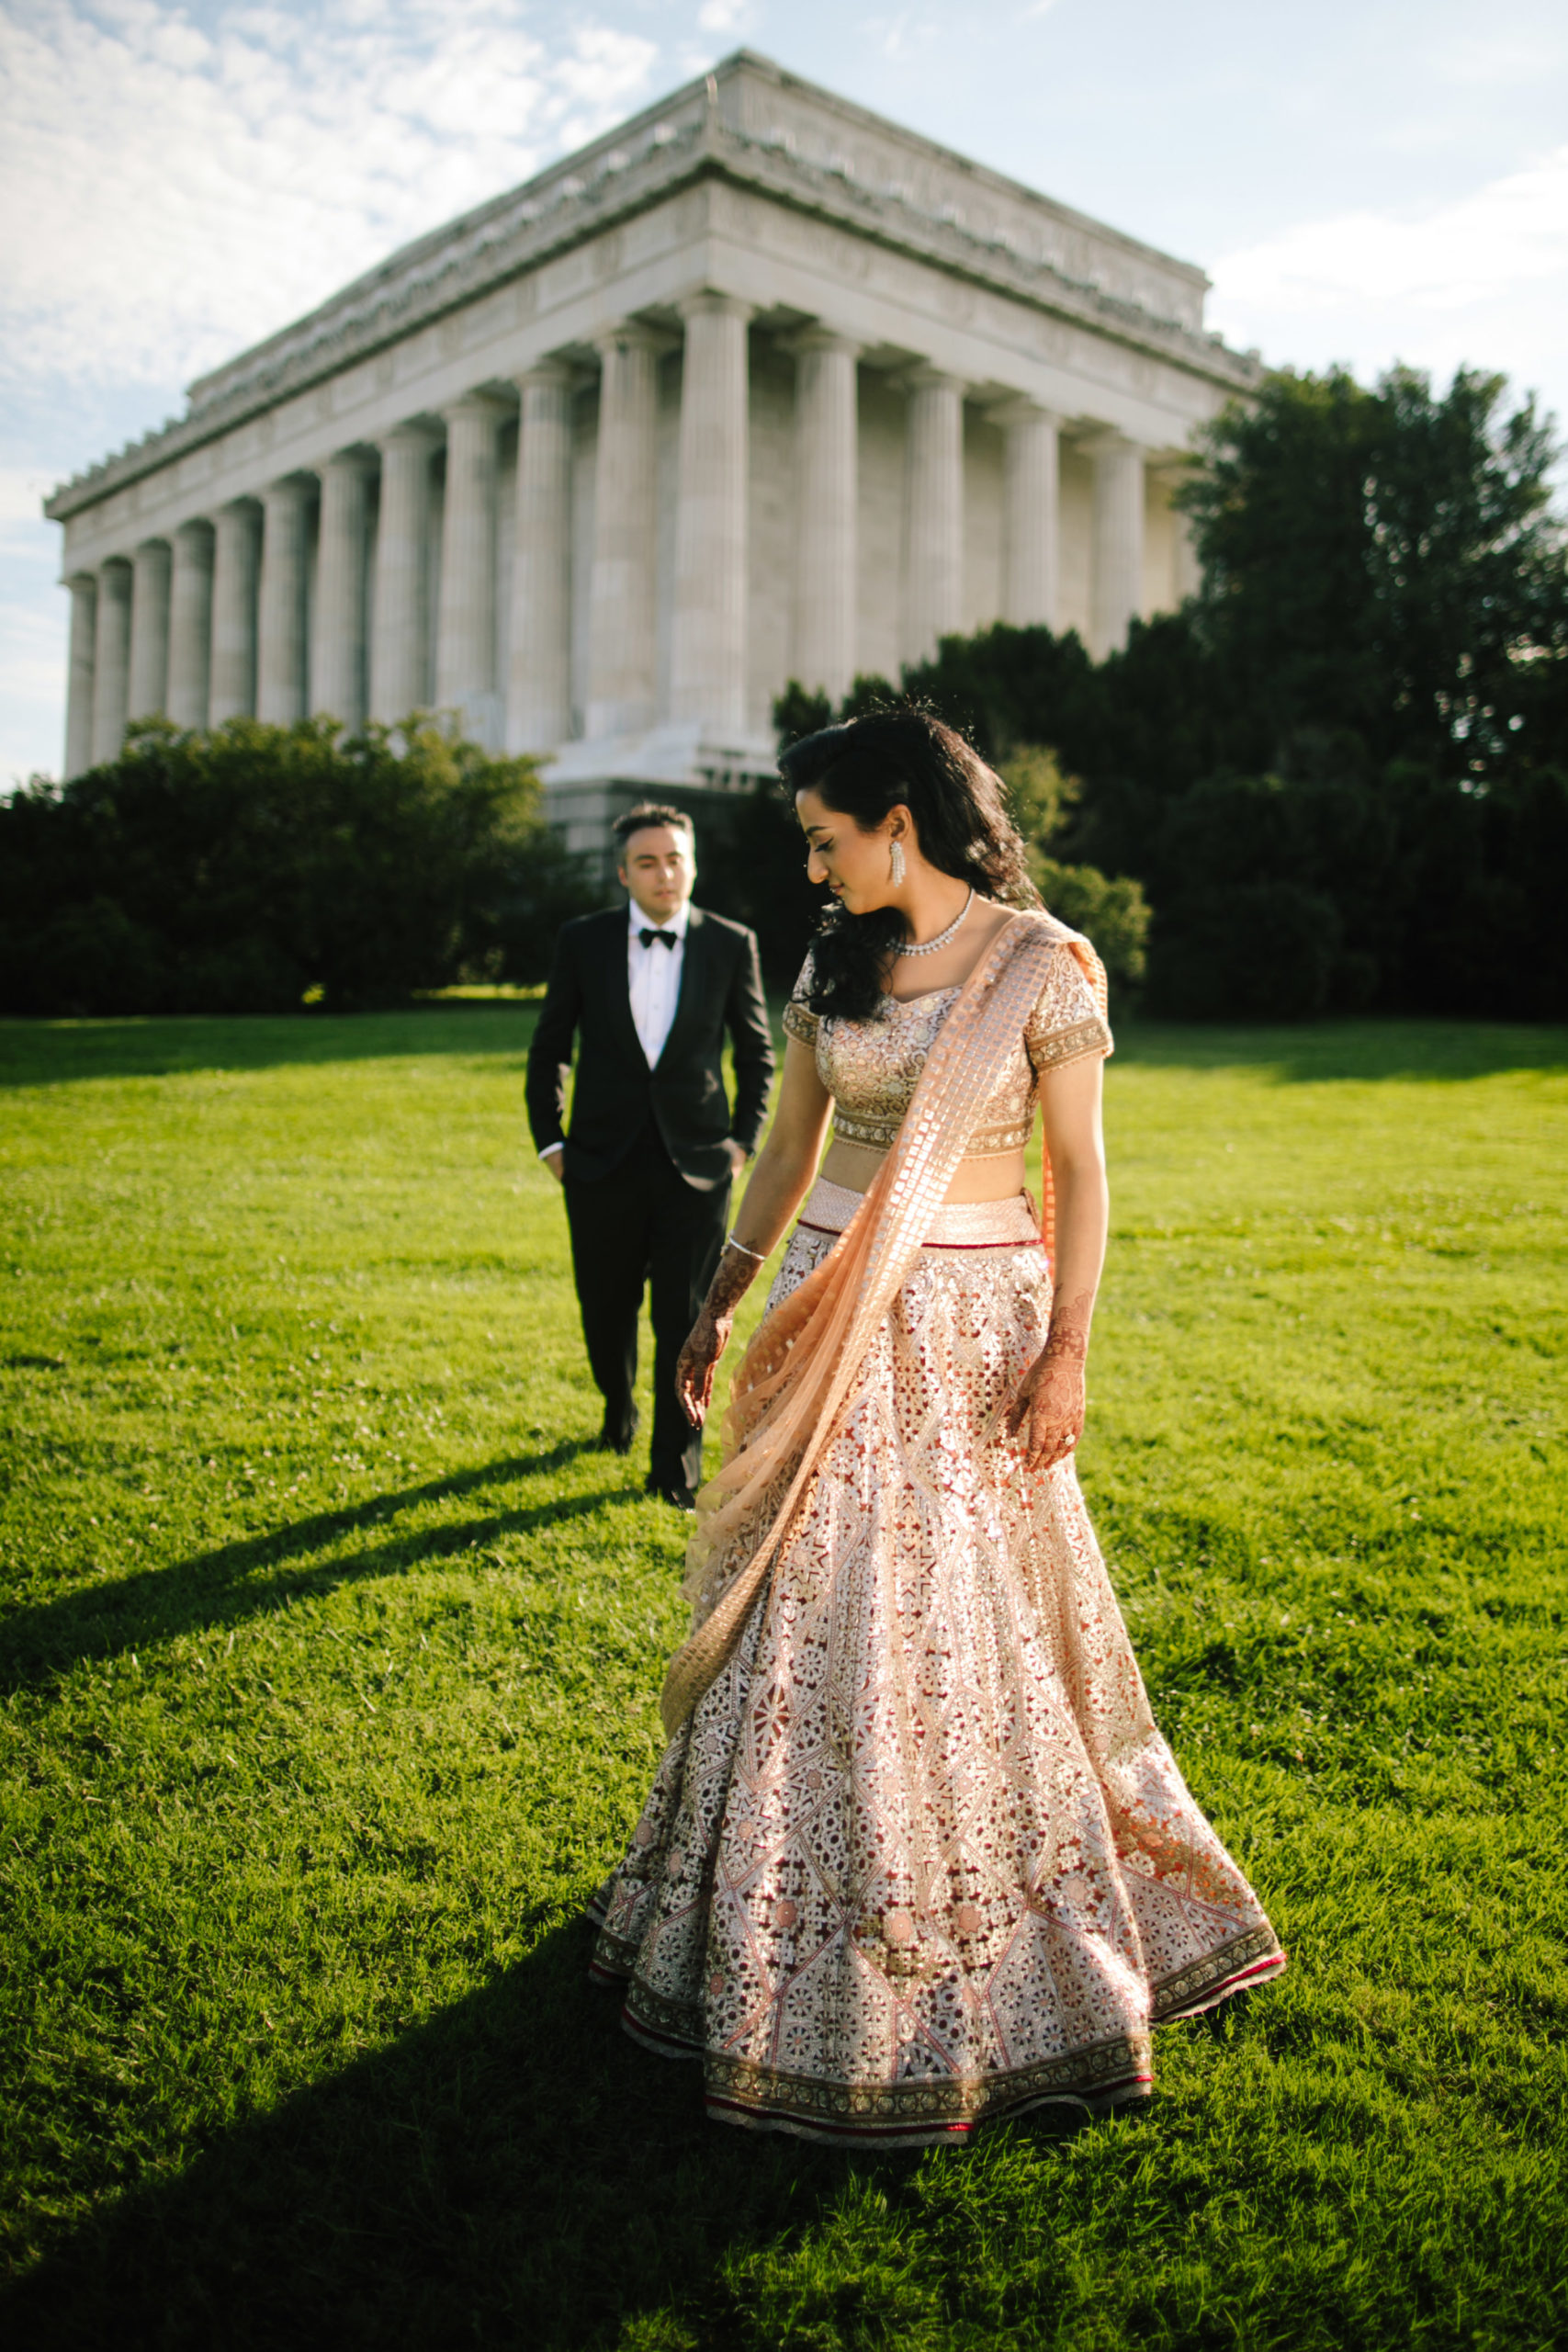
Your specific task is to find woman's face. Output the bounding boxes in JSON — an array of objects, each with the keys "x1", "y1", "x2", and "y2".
[{"x1": 796, "y1": 787, "x2": 906, "y2": 914}]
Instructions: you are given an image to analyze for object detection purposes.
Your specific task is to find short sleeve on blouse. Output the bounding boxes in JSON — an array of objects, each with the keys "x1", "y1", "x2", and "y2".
[
  {"x1": 1025, "y1": 944, "x2": 1113, "y2": 1077},
  {"x1": 783, "y1": 950, "x2": 820, "y2": 1046}
]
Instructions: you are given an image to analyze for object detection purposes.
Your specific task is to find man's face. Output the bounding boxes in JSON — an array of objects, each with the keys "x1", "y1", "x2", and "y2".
[{"x1": 618, "y1": 825, "x2": 695, "y2": 924}]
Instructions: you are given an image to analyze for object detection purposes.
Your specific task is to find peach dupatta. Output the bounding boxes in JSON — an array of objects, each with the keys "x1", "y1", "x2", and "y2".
[{"x1": 660, "y1": 908, "x2": 1108, "y2": 1736}]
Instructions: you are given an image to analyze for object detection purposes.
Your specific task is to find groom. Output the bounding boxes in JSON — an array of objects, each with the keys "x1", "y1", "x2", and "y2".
[{"x1": 526, "y1": 805, "x2": 775, "y2": 1508}]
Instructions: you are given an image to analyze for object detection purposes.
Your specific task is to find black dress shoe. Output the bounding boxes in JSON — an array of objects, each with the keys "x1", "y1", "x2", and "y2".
[
  {"x1": 645, "y1": 1476, "x2": 696, "y2": 1512},
  {"x1": 596, "y1": 1411, "x2": 638, "y2": 1456}
]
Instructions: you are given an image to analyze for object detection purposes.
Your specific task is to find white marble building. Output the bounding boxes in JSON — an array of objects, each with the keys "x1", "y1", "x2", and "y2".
[{"x1": 45, "y1": 50, "x2": 1258, "y2": 855}]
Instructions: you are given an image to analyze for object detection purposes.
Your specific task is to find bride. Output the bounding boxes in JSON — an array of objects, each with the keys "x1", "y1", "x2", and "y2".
[{"x1": 587, "y1": 708, "x2": 1284, "y2": 2144}]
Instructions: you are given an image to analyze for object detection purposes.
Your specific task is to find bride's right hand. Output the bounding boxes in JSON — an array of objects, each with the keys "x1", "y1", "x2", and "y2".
[{"x1": 676, "y1": 1309, "x2": 733, "y2": 1428}]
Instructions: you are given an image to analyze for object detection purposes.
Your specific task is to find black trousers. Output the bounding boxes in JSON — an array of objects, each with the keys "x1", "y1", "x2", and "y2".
[{"x1": 562, "y1": 1126, "x2": 729, "y2": 1495}]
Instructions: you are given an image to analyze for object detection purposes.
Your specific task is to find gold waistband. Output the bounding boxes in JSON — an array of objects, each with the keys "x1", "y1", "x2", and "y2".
[
  {"x1": 831, "y1": 1113, "x2": 1032, "y2": 1156},
  {"x1": 795, "y1": 1176, "x2": 1043, "y2": 1250}
]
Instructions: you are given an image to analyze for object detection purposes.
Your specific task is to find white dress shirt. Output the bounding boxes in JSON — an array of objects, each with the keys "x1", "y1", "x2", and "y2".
[
  {"x1": 626, "y1": 896, "x2": 689, "y2": 1067},
  {"x1": 538, "y1": 899, "x2": 694, "y2": 1163}
]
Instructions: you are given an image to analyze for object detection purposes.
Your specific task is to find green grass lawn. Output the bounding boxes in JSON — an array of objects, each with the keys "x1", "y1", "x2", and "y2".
[{"x1": 1, "y1": 1007, "x2": 1564, "y2": 2351}]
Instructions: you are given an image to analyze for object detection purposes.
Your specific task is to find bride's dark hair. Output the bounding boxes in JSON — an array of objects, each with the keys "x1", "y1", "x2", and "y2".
[{"x1": 778, "y1": 707, "x2": 1039, "y2": 1022}]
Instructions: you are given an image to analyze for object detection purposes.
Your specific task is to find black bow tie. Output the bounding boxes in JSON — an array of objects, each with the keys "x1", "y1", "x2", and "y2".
[{"x1": 638, "y1": 927, "x2": 677, "y2": 950}]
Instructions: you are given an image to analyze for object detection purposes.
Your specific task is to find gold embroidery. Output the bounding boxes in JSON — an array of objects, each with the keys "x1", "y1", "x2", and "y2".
[
  {"x1": 831, "y1": 1112, "x2": 1039, "y2": 1152},
  {"x1": 1149, "y1": 1926, "x2": 1286, "y2": 2020},
  {"x1": 1028, "y1": 1014, "x2": 1113, "y2": 1071},
  {"x1": 590, "y1": 1219, "x2": 1285, "y2": 2142},
  {"x1": 704, "y1": 2032, "x2": 1153, "y2": 2143},
  {"x1": 786, "y1": 944, "x2": 1112, "y2": 1163}
]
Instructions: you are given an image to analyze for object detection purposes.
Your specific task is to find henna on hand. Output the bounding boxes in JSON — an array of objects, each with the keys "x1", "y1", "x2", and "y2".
[
  {"x1": 706, "y1": 1238, "x2": 764, "y2": 1321},
  {"x1": 675, "y1": 1239, "x2": 765, "y2": 1428},
  {"x1": 676, "y1": 1308, "x2": 732, "y2": 1429},
  {"x1": 1006, "y1": 1289, "x2": 1094, "y2": 1473},
  {"x1": 1042, "y1": 1288, "x2": 1095, "y2": 1364}
]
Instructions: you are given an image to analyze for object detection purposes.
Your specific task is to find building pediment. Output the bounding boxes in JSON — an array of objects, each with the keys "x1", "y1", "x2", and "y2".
[
  {"x1": 46, "y1": 50, "x2": 1257, "y2": 525},
  {"x1": 50, "y1": 48, "x2": 1239, "y2": 802}
]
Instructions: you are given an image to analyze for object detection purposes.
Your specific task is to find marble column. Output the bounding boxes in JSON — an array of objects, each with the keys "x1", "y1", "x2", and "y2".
[
  {"x1": 167, "y1": 521, "x2": 215, "y2": 729},
  {"x1": 507, "y1": 362, "x2": 575, "y2": 752},
  {"x1": 905, "y1": 367, "x2": 965, "y2": 664},
  {"x1": 434, "y1": 392, "x2": 505, "y2": 743},
  {"x1": 996, "y1": 400, "x2": 1061, "y2": 630},
  {"x1": 370, "y1": 424, "x2": 437, "y2": 723},
  {"x1": 63, "y1": 572, "x2": 97, "y2": 778},
  {"x1": 127, "y1": 540, "x2": 172, "y2": 722},
  {"x1": 311, "y1": 449, "x2": 374, "y2": 729},
  {"x1": 586, "y1": 323, "x2": 661, "y2": 739},
  {"x1": 91, "y1": 558, "x2": 132, "y2": 765},
  {"x1": 209, "y1": 501, "x2": 261, "y2": 724},
  {"x1": 257, "y1": 476, "x2": 314, "y2": 724},
  {"x1": 1088, "y1": 431, "x2": 1145, "y2": 658},
  {"x1": 793, "y1": 329, "x2": 859, "y2": 703},
  {"x1": 671, "y1": 293, "x2": 752, "y2": 735}
]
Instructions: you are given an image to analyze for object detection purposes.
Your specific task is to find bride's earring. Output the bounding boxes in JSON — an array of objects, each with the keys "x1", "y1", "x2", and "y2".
[{"x1": 889, "y1": 836, "x2": 906, "y2": 888}]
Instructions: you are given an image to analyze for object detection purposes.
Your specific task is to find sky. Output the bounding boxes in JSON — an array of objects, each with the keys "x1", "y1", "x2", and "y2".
[{"x1": 3, "y1": 0, "x2": 1566, "y2": 785}]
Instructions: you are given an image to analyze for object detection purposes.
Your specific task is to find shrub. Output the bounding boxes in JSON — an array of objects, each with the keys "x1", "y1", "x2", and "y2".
[
  {"x1": 1001, "y1": 745, "x2": 1148, "y2": 995},
  {"x1": 1146, "y1": 882, "x2": 1344, "y2": 1022},
  {"x1": 1495, "y1": 767, "x2": 1568, "y2": 1017},
  {"x1": 0, "y1": 717, "x2": 596, "y2": 1017},
  {"x1": 1028, "y1": 855, "x2": 1149, "y2": 993},
  {"x1": 998, "y1": 744, "x2": 1080, "y2": 845},
  {"x1": 694, "y1": 775, "x2": 823, "y2": 989}
]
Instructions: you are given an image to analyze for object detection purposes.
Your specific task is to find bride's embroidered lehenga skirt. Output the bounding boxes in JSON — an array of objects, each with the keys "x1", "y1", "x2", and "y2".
[{"x1": 589, "y1": 1178, "x2": 1285, "y2": 2145}]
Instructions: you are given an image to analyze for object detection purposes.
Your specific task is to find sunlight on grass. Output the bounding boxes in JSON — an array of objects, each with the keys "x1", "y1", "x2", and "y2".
[{"x1": 1, "y1": 1009, "x2": 1564, "y2": 2349}]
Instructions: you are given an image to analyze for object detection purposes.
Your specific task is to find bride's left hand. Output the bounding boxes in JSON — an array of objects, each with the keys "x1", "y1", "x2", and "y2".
[
  {"x1": 676, "y1": 1307, "x2": 734, "y2": 1428},
  {"x1": 1005, "y1": 1348, "x2": 1086, "y2": 1473}
]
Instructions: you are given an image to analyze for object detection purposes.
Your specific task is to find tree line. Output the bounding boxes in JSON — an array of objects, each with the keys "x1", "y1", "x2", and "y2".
[
  {"x1": 748, "y1": 363, "x2": 1566, "y2": 1020},
  {"x1": 4, "y1": 358, "x2": 1563, "y2": 1021},
  {"x1": 0, "y1": 718, "x2": 593, "y2": 1016}
]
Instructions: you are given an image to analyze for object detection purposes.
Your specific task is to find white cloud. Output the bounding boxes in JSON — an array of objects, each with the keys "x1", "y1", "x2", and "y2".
[
  {"x1": 0, "y1": 596, "x2": 65, "y2": 788},
  {"x1": 860, "y1": 13, "x2": 941, "y2": 62},
  {"x1": 0, "y1": 0, "x2": 663, "y2": 776},
  {"x1": 1211, "y1": 146, "x2": 1568, "y2": 317},
  {"x1": 0, "y1": 467, "x2": 74, "y2": 781},
  {"x1": 1428, "y1": 33, "x2": 1567, "y2": 89},
  {"x1": 696, "y1": 0, "x2": 750, "y2": 32},
  {"x1": 0, "y1": 467, "x2": 62, "y2": 535},
  {"x1": 1205, "y1": 145, "x2": 1568, "y2": 462},
  {"x1": 0, "y1": 0, "x2": 660, "y2": 397}
]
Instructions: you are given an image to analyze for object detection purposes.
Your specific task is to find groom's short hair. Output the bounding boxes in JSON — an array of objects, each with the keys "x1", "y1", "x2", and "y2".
[{"x1": 613, "y1": 803, "x2": 694, "y2": 847}]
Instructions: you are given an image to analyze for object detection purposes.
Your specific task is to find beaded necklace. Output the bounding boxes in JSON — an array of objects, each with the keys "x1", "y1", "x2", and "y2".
[{"x1": 897, "y1": 888, "x2": 974, "y2": 958}]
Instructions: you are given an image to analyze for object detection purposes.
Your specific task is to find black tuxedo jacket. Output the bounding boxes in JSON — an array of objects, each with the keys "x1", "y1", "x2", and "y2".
[{"x1": 525, "y1": 904, "x2": 775, "y2": 1191}]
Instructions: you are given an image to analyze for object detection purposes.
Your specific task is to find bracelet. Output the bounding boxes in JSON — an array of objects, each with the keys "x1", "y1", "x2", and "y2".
[{"x1": 725, "y1": 1233, "x2": 766, "y2": 1262}]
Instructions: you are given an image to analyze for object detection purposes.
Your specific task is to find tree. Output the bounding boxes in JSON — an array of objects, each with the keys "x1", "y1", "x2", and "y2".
[
  {"x1": 0, "y1": 717, "x2": 595, "y2": 1016},
  {"x1": 879, "y1": 362, "x2": 1568, "y2": 1017},
  {"x1": 1179, "y1": 363, "x2": 1568, "y2": 782}
]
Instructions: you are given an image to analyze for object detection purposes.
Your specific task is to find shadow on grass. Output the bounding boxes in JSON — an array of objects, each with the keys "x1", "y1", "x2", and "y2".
[
  {"x1": 9, "y1": 1009, "x2": 1566, "y2": 1097},
  {"x1": 1112, "y1": 1016, "x2": 1568, "y2": 1085},
  {"x1": 0, "y1": 1443, "x2": 650, "y2": 1692},
  {"x1": 2, "y1": 1916, "x2": 1095, "y2": 2352},
  {"x1": 0, "y1": 1921, "x2": 813, "y2": 2350},
  {"x1": 0, "y1": 1004, "x2": 542, "y2": 1090}
]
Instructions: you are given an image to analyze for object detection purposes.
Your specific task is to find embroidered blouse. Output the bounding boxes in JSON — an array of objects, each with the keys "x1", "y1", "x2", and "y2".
[{"x1": 782, "y1": 940, "x2": 1112, "y2": 1157}]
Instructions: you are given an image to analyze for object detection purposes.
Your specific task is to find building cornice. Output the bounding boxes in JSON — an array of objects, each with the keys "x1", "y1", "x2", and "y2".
[{"x1": 46, "y1": 51, "x2": 1260, "y2": 525}]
